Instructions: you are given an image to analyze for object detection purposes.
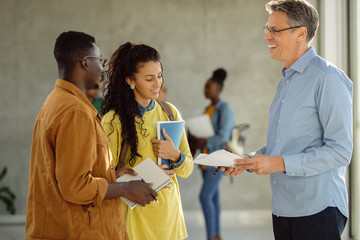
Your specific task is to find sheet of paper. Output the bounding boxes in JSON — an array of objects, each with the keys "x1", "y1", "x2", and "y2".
[
  {"x1": 186, "y1": 114, "x2": 215, "y2": 138},
  {"x1": 193, "y1": 149, "x2": 240, "y2": 167}
]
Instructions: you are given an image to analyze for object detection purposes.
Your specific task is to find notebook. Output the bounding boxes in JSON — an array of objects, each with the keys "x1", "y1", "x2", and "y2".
[
  {"x1": 116, "y1": 157, "x2": 172, "y2": 209},
  {"x1": 157, "y1": 120, "x2": 185, "y2": 168}
]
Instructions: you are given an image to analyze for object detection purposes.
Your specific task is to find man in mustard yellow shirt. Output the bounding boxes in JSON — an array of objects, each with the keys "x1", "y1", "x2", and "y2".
[{"x1": 26, "y1": 31, "x2": 157, "y2": 240}]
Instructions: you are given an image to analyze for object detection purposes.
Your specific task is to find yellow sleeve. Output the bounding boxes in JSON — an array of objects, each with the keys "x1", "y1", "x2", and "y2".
[
  {"x1": 167, "y1": 102, "x2": 194, "y2": 178},
  {"x1": 101, "y1": 111, "x2": 122, "y2": 167}
]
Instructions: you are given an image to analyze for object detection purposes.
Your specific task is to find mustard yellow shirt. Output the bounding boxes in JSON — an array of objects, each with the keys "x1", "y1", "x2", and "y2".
[
  {"x1": 102, "y1": 101, "x2": 193, "y2": 240},
  {"x1": 26, "y1": 79, "x2": 128, "y2": 240}
]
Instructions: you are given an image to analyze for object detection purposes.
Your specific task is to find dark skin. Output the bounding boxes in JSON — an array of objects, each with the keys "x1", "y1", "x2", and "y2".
[
  {"x1": 62, "y1": 43, "x2": 157, "y2": 206},
  {"x1": 188, "y1": 79, "x2": 222, "y2": 154}
]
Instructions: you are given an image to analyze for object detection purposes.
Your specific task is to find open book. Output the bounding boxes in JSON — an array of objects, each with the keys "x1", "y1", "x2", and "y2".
[
  {"x1": 193, "y1": 149, "x2": 240, "y2": 167},
  {"x1": 157, "y1": 120, "x2": 185, "y2": 168},
  {"x1": 116, "y1": 158, "x2": 172, "y2": 209}
]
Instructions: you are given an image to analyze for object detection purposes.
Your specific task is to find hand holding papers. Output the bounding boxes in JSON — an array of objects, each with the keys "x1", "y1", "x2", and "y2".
[
  {"x1": 193, "y1": 149, "x2": 240, "y2": 167},
  {"x1": 186, "y1": 114, "x2": 214, "y2": 138}
]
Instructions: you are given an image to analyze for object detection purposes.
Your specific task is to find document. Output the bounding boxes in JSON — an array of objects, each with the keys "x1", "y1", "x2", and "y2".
[
  {"x1": 186, "y1": 114, "x2": 214, "y2": 138},
  {"x1": 157, "y1": 120, "x2": 185, "y2": 167},
  {"x1": 116, "y1": 158, "x2": 172, "y2": 209},
  {"x1": 193, "y1": 149, "x2": 240, "y2": 167}
]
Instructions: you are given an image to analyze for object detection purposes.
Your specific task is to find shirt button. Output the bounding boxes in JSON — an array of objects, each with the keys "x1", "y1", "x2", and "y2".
[
  {"x1": 282, "y1": 100, "x2": 285, "y2": 103},
  {"x1": 292, "y1": 173, "x2": 296, "y2": 176},
  {"x1": 273, "y1": 181, "x2": 276, "y2": 184},
  {"x1": 286, "y1": 80, "x2": 289, "y2": 83}
]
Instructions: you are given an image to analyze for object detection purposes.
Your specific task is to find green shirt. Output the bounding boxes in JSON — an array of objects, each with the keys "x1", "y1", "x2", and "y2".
[{"x1": 91, "y1": 97, "x2": 104, "y2": 116}]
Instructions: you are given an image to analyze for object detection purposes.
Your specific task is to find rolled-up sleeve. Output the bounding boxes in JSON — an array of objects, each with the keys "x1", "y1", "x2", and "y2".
[{"x1": 169, "y1": 105, "x2": 193, "y2": 178}]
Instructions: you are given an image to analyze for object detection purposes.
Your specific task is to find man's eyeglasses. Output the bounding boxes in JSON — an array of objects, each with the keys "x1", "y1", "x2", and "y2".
[
  {"x1": 263, "y1": 26, "x2": 304, "y2": 36},
  {"x1": 80, "y1": 56, "x2": 108, "y2": 68}
]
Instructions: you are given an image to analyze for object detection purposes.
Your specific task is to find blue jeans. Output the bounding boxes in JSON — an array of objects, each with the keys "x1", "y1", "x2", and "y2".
[
  {"x1": 199, "y1": 167, "x2": 223, "y2": 238},
  {"x1": 272, "y1": 207, "x2": 347, "y2": 240}
]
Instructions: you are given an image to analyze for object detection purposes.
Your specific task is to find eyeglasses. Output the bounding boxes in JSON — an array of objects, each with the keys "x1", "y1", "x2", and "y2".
[
  {"x1": 80, "y1": 56, "x2": 108, "y2": 68},
  {"x1": 263, "y1": 26, "x2": 304, "y2": 36}
]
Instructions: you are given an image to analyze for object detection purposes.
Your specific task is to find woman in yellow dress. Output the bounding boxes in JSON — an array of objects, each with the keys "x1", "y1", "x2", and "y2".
[{"x1": 101, "y1": 42, "x2": 193, "y2": 240}]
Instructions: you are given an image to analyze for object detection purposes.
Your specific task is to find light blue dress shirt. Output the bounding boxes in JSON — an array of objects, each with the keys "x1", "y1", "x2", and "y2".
[{"x1": 254, "y1": 47, "x2": 353, "y2": 218}]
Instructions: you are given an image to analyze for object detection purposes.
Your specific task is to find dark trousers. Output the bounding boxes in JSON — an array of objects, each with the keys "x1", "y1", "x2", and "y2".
[{"x1": 272, "y1": 207, "x2": 347, "y2": 240}]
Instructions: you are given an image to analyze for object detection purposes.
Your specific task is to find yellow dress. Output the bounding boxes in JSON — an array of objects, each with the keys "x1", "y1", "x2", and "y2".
[{"x1": 102, "y1": 101, "x2": 193, "y2": 240}]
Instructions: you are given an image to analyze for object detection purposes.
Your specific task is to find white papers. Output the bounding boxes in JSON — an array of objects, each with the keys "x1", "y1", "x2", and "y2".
[
  {"x1": 193, "y1": 149, "x2": 240, "y2": 167},
  {"x1": 186, "y1": 114, "x2": 214, "y2": 138}
]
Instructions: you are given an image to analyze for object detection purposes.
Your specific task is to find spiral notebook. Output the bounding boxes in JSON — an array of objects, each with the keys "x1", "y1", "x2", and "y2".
[{"x1": 116, "y1": 157, "x2": 172, "y2": 209}]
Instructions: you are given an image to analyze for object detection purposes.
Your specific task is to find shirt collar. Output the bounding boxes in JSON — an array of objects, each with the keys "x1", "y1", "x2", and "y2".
[
  {"x1": 281, "y1": 47, "x2": 317, "y2": 77},
  {"x1": 214, "y1": 99, "x2": 224, "y2": 109},
  {"x1": 55, "y1": 79, "x2": 99, "y2": 117},
  {"x1": 137, "y1": 99, "x2": 155, "y2": 117}
]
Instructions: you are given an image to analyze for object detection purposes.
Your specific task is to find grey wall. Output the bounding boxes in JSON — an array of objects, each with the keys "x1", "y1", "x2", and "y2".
[{"x1": 0, "y1": 0, "x2": 301, "y2": 215}]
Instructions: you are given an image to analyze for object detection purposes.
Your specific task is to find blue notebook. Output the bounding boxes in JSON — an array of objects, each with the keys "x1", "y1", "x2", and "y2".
[{"x1": 157, "y1": 120, "x2": 185, "y2": 169}]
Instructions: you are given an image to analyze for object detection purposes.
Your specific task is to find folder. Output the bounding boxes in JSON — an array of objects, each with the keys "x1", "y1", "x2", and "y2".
[{"x1": 157, "y1": 120, "x2": 185, "y2": 168}]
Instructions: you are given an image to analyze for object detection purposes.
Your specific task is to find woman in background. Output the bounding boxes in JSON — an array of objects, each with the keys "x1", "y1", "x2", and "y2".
[
  {"x1": 101, "y1": 42, "x2": 193, "y2": 240},
  {"x1": 188, "y1": 68, "x2": 234, "y2": 240}
]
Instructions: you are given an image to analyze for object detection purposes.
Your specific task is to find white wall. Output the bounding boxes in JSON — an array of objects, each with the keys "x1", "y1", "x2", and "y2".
[{"x1": 0, "y1": 0, "x2": 297, "y2": 214}]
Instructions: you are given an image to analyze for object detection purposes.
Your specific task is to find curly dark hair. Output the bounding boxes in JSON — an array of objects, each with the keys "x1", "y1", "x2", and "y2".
[{"x1": 102, "y1": 42, "x2": 161, "y2": 167}]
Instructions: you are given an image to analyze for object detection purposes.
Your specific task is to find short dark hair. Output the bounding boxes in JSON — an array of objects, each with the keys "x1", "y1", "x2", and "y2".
[
  {"x1": 266, "y1": 0, "x2": 319, "y2": 43},
  {"x1": 54, "y1": 31, "x2": 95, "y2": 71}
]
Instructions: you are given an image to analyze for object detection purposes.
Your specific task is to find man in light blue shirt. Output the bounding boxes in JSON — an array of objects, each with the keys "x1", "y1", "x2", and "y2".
[{"x1": 221, "y1": 1, "x2": 353, "y2": 239}]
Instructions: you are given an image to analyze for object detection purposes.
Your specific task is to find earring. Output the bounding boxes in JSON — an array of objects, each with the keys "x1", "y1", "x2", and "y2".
[{"x1": 130, "y1": 85, "x2": 135, "y2": 90}]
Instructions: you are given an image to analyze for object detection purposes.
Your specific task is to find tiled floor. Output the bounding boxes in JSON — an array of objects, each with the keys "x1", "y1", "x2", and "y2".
[
  {"x1": 184, "y1": 209, "x2": 350, "y2": 240},
  {"x1": 0, "y1": 210, "x2": 350, "y2": 240},
  {"x1": 185, "y1": 209, "x2": 274, "y2": 240}
]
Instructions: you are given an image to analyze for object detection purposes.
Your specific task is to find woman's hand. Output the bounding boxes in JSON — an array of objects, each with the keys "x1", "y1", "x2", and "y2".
[
  {"x1": 152, "y1": 129, "x2": 181, "y2": 162},
  {"x1": 159, "y1": 164, "x2": 175, "y2": 178},
  {"x1": 159, "y1": 164, "x2": 174, "y2": 188},
  {"x1": 115, "y1": 167, "x2": 137, "y2": 179}
]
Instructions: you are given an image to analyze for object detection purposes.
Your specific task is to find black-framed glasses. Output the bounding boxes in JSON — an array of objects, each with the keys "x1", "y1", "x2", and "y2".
[
  {"x1": 80, "y1": 56, "x2": 108, "y2": 68},
  {"x1": 263, "y1": 26, "x2": 304, "y2": 36}
]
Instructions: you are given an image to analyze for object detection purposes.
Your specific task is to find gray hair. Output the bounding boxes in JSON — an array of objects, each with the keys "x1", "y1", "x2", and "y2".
[{"x1": 265, "y1": 0, "x2": 319, "y2": 43}]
